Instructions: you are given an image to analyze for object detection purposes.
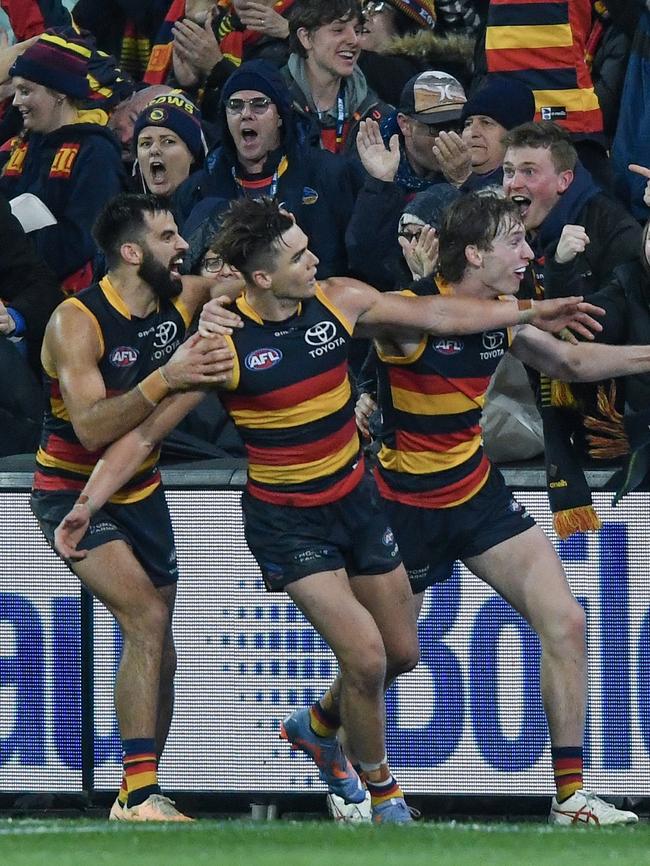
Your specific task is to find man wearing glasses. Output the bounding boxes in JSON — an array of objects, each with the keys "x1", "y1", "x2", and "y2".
[
  {"x1": 173, "y1": 58, "x2": 365, "y2": 280},
  {"x1": 346, "y1": 69, "x2": 471, "y2": 290}
]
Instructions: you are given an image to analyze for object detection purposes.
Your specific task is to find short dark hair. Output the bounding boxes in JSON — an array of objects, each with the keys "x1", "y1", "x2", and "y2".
[
  {"x1": 438, "y1": 193, "x2": 524, "y2": 283},
  {"x1": 93, "y1": 193, "x2": 172, "y2": 269},
  {"x1": 502, "y1": 121, "x2": 577, "y2": 173},
  {"x1": 288, "y1": 0, "x2": 363, "y2": 57},
  {"x1": 213, "y1": 198, "x2": 294, "y2": 282}
]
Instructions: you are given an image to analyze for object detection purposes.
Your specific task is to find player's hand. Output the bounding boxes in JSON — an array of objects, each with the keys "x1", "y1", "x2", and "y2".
[
  {"x1": 399, "y1": 224, "x2": 439, "y2": 280},
  {"x1": 527, "y1": 297, "x2": 604, "y2": 342},
  {"x1": 355, "y1": 392, "x2": 377, "y2": 440},
  {"x1": 162, "y1": 331, "x2": 235, "y2": 388},
  {"x1": 431, "y1": 130, "x2": 472, "y2": 186},
  {"x1": 54, "y1": 504, "x2": 91, "y2": 561},
  {"x1": 356, "y1": 118, "x2": 400, "y2": 182},
  {"x1": 554, "y1": 224, "x2": 590, "y2": 264},
  {"x1": 198, "y1": 295, "x2": 244, "y2": 336},
  {"x1": 584, "y1": 382, "x2": 630, "y2": 459},
  {"x1": 629, "y1": 163, "x2": 650, "y2": 208}
]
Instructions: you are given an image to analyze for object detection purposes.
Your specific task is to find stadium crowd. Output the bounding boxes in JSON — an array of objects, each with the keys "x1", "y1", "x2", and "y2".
[{"x1": 3, "y1": 0, "x2": 650, "y2": 827}]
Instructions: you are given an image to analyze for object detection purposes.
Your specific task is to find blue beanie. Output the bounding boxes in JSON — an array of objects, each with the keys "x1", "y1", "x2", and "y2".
[
  {"x1": 221, "y1": 59, "x2": 291, "y2": 117},
  {"x1": 133, "y1": 90, "x2": 205, "y2": 161},
  {"x1": 461, "y1": 77, "x2": 536, "y2": 131}
]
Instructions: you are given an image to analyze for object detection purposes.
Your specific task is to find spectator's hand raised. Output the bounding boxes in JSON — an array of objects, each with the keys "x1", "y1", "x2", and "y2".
[
  {"x1": 431, "y1": 130, "x2": 472, "y2": 186},
  {"x1": 0, "y1": 300, "x2": 15, "y2": 336},
  {"x1": 173, "y1": 16, "x2": 222, "y2": 85},
  {"x1": 399, "y1": 225, "x2": 439, "y2": 280},
  {"x1": 629, "y1": 163, "x2": 650, "y2": 208},
  {"x1": 554, "y1": 224, "x2": 590, "y2": 264},
  {"x1": 234, "y1": 0, "x2": 290, "y2": 39},
  {"x1": 356, "y1": 118, "x2": 400, "y2": 182}
]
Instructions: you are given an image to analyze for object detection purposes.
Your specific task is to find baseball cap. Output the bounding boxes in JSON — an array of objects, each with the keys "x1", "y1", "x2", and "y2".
[{"x1": 398, "y1": 70, "x2": 467, "y2": 125}]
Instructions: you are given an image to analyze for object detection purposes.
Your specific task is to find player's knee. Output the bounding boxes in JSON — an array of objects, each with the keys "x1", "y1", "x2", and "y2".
[
  {"x1": 386, "y1": 640, "x2": 419, "y2": 679},
  {"x1": 562, "y1": 600, "x2": 586, "y2": 649},
  {"x1": 120, "y1": 594, "x2": 169, "y2": 642},
  {"x1": 543, "y1": 599, "x2": 586, "y2": 653}
]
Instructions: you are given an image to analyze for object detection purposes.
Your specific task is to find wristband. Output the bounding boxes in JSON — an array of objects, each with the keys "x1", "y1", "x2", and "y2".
[
  {"x1": 137, "y1": 368, "x2": 171, "y2": 406},
  {"x1": 517, "y1": 298, "x2": 535, "y2": 324},
  {"x1": 74, "y1": 492, "x2": 96, "y2": 515}
]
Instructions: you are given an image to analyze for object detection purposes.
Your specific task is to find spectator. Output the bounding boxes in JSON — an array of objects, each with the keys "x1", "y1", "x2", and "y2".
[
  {"x1": 171, "y1": 0, "x2": 295, "y2": 115},
  {"x1": 502, "y1": 121, "x2": 641, "y2": 539},
  {"x1": 0, "y1": 191, "x2": 62, "y2": 455},
  {"x1": 174, "y1": 59, "x2": 364, "y2": 278},
  {"x1": 71, "y1": 0, "x2": 174, "y2": 82},
  {"x1": 0, "y1": 30, "x2": 126, "y2": 292},
  {"x1": 346, "y1": 69, "x2": 468, "y2": 289},
  {"x1": 132, "y1": 90, "x2": 206, "y2": 197},
  {"x1": 458, "y1": 76, "x2": 535, "y2": 190},
  {"x1": 357, "y1": 0, "x2": 474, "y2": 107},
  {"x1": 108, "y1": 83, "x2": 173, "y2": 165},
  {"x1": 282, "y1": 0, "x2": 391, "y2": 154},
  {"x1": 1, "y1": 0, "x2": 70, "y2": 42},
  {"x1": 477, "y1": 0, "x2": 611, "y2": 186},
  {"x1": 502, "y1": 121, "x2": 640, "y2": 298}
]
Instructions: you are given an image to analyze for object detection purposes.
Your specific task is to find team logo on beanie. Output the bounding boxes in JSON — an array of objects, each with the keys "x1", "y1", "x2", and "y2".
[{"x1": 148, "y1": 107, "x2": 168, "y2": 123}]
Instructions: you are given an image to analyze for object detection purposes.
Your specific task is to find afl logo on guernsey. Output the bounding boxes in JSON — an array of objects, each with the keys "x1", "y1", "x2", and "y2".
[
  {"x1": 109, "y1": 346, "x2": 139, "y2": 367},
  {"x1": 245, "y1": 347, "x2": 283, "y2": 371},
  {"x1": 434, "y1": 338, "x2": 463, "y2": 355}
]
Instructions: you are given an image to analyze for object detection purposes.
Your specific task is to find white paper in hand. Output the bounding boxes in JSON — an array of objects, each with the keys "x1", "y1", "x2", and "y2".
[{"x1": 10, "y1": 193, "x2": 57, "y2": 232}]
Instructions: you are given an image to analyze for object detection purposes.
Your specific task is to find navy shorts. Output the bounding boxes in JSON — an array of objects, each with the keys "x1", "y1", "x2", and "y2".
[
  {"x1": 242, "y1": 472, "x2": 402, "y2": 591},
  {"x1": 385, "y1": 468, "x2": 536, "y2": 594},
  {"x1": 30, "y1": 486, "x2": 179, "y2": 588}
]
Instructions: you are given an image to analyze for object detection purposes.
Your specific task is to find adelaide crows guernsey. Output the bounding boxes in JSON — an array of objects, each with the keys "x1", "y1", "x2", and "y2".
[
  {"x1": 375, "y1": 278, "x2": 513, "y2": 508},
  {"x1": 220, "y1": 286, "x2": 364, "y2": 506},
  {"x1": 33, "y1": 276, "x2": 191, "y2": 503}
]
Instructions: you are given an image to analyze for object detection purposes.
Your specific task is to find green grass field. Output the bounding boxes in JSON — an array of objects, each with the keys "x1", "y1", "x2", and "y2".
[{"x1": 2, "y1": 819, "x2": 650, "y2": 866}]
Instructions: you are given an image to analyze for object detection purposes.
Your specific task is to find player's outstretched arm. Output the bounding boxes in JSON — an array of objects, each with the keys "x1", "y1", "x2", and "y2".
[
  {"x1": 511, "y1": 325, "x2": 650, "y2": 381},
  {"x1": 54, "y1": 390, "x2": 207, "y2": 561},
  {"x1": 327, "y1": 278, "x2": 603, "y2": 339}
]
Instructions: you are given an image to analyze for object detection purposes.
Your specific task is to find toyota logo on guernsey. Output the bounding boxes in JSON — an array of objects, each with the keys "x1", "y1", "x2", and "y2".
[
  {"x1": 154, "y1": 321, "x2": 178, "y2": 348},
  {"x1": 109, "y1": 346, "x2": 138, "y2": 367},
  {"x1": 245, "y1": 348, "x2": 283, "y2": 371},
  {"x1": 304, "y1": 321, "x2": 345, "y2": 358},
  {"x1": 481, "y1": 331, "x2": 506, "y2": 360}
]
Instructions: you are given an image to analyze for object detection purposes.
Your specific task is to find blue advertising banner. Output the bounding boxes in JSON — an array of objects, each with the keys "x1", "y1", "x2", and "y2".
[{"x1": 1, "y1": 488, "x2": 648, "y2": 796}]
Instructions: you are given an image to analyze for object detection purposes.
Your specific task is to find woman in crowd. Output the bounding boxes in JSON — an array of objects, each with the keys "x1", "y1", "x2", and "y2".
[{"x1": 0, "y1": 30, "x2": 125, "y2": 292}]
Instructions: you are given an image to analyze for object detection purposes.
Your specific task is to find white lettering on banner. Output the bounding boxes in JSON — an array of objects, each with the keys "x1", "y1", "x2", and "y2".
[{"x1": 2, "y1": 490, "x2": 650, "y2": 795}]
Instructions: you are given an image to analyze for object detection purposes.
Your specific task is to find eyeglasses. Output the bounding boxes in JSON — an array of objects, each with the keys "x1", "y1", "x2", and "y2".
[
  {"x1": 201, "y1": 255, "x2": 225, "y2": 273},
  {"x1": 398, "y1": 228, "x2": 423, "y2": 243},
  {"x1": 225, "y1": 96, "x2": 273, "y2": 115}
]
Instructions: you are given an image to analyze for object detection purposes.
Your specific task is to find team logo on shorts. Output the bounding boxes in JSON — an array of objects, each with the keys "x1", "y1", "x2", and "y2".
[
  {"x1": 509, "y1": 497, "x2": 526, "y2": 515},
  {"x1": 245, "y1": 347, "x2": 283, "y2": 370},
  {"x1": 382, "y1": 528, "x2": 395, "y2": 546},
  {"x1": 109, "y1": 346, "x2": 138, "y2": 367},
  {"x1": 434, "y1": 338, "x2": 463, "y2": 355}
]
